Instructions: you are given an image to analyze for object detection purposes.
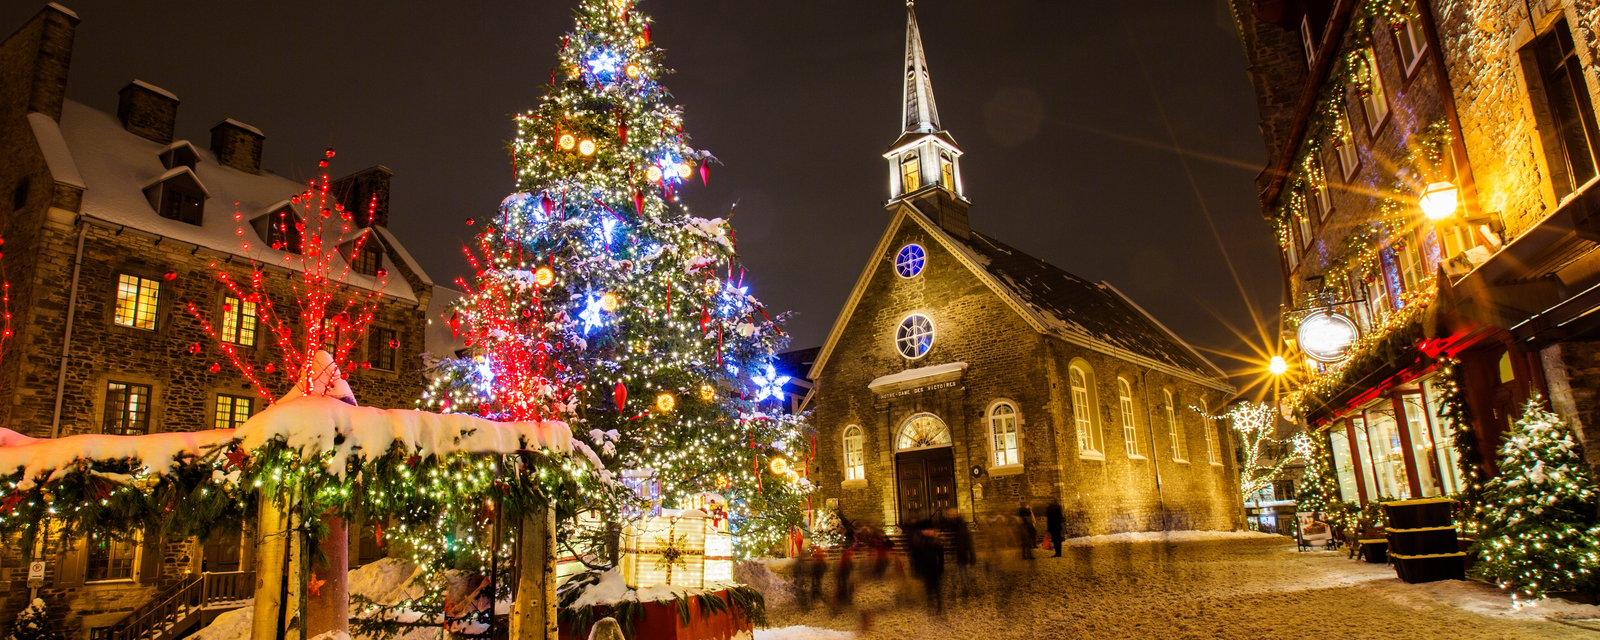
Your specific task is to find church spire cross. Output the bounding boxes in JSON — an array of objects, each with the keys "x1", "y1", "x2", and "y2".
[{"x1": 903, "y1": 0, "x2": 941, "y2": 134}]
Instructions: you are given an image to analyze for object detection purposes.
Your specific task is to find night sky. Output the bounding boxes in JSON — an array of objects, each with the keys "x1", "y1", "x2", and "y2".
[{"x1": 1, "y1": 0, "x2": 1283, "y2": 383}]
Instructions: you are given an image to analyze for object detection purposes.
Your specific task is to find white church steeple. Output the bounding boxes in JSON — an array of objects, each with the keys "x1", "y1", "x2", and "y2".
[{"x1": 886, "y1": 1, "x2": 970, "y2": 235}]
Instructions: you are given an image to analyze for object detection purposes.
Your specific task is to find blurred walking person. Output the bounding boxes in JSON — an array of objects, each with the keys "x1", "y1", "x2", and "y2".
[
  {"x1": 907, "y1": 521, "x2": 945, "y2": 612},
  {"x1": 1016, "y1": 501, "x2": 1037, "y2": 560},
  {"x1": 1045, "y1": 499, "x2": 1066, "y2": 557},
  {"x1": 939, "y1": 507, "x2": 975, "y2": 598}
]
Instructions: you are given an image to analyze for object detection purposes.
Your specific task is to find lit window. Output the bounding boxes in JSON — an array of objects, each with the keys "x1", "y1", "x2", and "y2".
[
  {"x1": 988, "y1": 402, "x2": 1021, "y2": 467},
  {"x1": 1202, "y1": 399, "x2": 1222, "y2": 465},
  {"x1": 114, "y1": 274, "x2": 161, "y2": 330},
  {"x1": 1297, "y1": 213, "x2": 1314, "y2": 250},
  {"x1": 104, "y1": 381, "x2": 152, "y2": 436},
  {"x1": 900, "y1": 155, "x2": 921, "y2": 193},
  {"x1": 1118, "y1": 378, "x2": 1141, "y2": 458},
  {"x1": 1166, "y1": 389, "x2": 1187, "y2": 462},
  {"x1": 895, "y1": 244, "x2": 927, "y2": 278},
  {"x1": 897, "y1": 413, "x2": 951, "y2": 450},
  {"x1": 220, "y1": 294, "x2": 258, "y2": 347},
  {"x1": 939, "y1": 153, "x2": 955, "y2": 190},
  {"x1": 895, "y1": 314, "x2": 934, "y2": 360},
  {"x1": 214, "y1": 394, "x2": 253, "y2": 430},
  {"x1": 843, "y1": 425, "x2": 865, "y2": 481},
  {"x1": 1070, "y1": 363, "x2": 1102, "y2": 458},
  {"x1": 85, "y1": 530, "x2": 138, "y2": 582},
  {"x1": 1336, "y1": 110, "x2": 1360, "y2": 178},
  {"x1": 369, "y1": 327, "x2": 398, "y2": 371},
  {"x1": 1394, "y1": 5, "x2": 1427, "y2": 74},
  {"x1": 1356, "y1": 47, "x2": 1390, "y2": 132}
]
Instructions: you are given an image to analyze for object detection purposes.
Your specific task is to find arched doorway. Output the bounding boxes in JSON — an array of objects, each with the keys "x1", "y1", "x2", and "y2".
[{"x1": 894, "y1": 413, "x2": 957, "y2": 526}]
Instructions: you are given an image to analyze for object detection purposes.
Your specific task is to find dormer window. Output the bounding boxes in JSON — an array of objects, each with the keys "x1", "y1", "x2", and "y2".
[
  {"x1": 350, "y1": 238, "x2": 383, "y2": 276},
  {"x1": 939, "y1": 152, "x2": 955, "y2": 190},
  {"x1": 159, "y1": 141, "x2": 200, "y2": 170},
  {"x1": 142, "y1": 167, "x2": 208, "y2": 226},
  {"x1": 263, "y1": 207, "x2": 303, "y2": 254}
]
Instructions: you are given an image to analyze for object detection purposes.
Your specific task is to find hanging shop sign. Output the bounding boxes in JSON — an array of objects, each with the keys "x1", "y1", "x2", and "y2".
[{"x1": 1298, "y1": 311, "x2": 1359, "y2": 363}]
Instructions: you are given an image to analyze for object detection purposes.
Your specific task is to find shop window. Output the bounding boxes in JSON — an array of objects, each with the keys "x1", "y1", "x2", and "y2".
[
  {"x1": 1328, "y1": 431, "x2": 1360, "y2": 501},
  {"x1": 1421, "y1": 379, "x2": 1467, "y2": 494},
  {"x1": 1400, "y1": 393, "x2": 1444, "y2": 497},
  {"x1": 1362, "y1": 407, "x2": 1408, "y2": 499},
  {"x1": 1349, "y1": 416, "x2": 1380, "y2": 502}
]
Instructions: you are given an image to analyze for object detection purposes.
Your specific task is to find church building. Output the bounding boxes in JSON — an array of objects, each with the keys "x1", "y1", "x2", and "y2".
[{"x1": 806, "y1": 3, "x2": 1244, "y2": 535}]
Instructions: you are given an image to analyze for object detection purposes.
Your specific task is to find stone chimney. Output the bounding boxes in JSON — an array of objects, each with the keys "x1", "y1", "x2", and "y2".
[
  {"x1": 209, "y1": 119, "x2": 264, "y2": 174},
  {"x1": 5, "y1": 3, "x2": 80, "y2": 122},
  {"x1": 116, "y1": 80, "x2": 179, "y2": 144},
  {"x1": 332, "y1": 166, "x2": 393, "y2": 227}
]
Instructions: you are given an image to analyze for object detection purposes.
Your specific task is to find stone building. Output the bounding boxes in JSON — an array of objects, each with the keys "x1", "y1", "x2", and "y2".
[
  {"x1": 1230, "y1": 0, "x2": 1600, "y2": 506},
  {"x1": 0, "y1": 4, "x2": 457, "y2": 635},
  {"x1": 805, "y1": 3, "x2": 1241, "y2": 536}
]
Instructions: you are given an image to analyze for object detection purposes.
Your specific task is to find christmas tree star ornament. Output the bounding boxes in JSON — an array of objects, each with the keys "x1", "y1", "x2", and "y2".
[{"x1": 751, "y1": 364, "x2": 790, "y2": 402}]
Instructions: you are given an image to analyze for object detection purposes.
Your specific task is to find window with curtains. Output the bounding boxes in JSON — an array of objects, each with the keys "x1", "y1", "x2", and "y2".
[
  {"x1": 104, "y1": 381, "x2": 152, "y2": 435},
  {"x1": 220, "y1": 294, "x2": 258, "y2": 347},
  {"x1": 214, "y1": 394, "x2": 253, "y2": 430},
  {"x1": 114, "y1": 274, "x2": 161, "y2": 330}
]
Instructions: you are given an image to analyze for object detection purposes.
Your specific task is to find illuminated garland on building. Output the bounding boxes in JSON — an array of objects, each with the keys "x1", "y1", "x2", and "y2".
[
  {"x1": 1473, "y1": 397, "x2": 1600, "y2": 603},
  {"x1": 1434, "y1": 357, "x2": 1484, "y2": 528},
  {"x1": 423, "y1": 0, "x2": 811, "y2": 562}
]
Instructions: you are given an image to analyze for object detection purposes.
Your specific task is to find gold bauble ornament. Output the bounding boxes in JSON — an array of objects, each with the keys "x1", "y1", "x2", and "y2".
[
  {"x1": 599, "y1": 292, "x2": 620, "y2": 312},
  {"x1": 578, "y1": 139, "x2": 597, "y2": 156},
  {"x1": 534, "y1": 267, "x2": 555, "y2": 287},
  {"x1": 699, "y1": 383, "x2": 716, "y2": 402},
  {"x1": 558, "y1": 134, "x2": 577, "y2": 151},
  {"x1": 656, "y1": 392, "x2": 676, "y2": 412}
]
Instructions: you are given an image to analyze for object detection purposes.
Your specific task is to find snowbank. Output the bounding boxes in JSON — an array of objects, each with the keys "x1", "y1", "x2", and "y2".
[
  {"x1": 0, "y1": 428, "x2": 233, "y2": 489},
  {"x1": 754, "y1": 627, "x2": 855, "y2": 640},
  {"x1": 569, "y1": 568, "x2": 746, "y2": 609}
]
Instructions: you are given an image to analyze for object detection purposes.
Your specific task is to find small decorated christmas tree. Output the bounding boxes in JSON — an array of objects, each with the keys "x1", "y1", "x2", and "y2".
[
  {"x1": 8, "y1": 599, "x2": 64, "y2": 640},
  {"x1": 1474, "y1": 397, "x2": 1600, "y2": 602}
]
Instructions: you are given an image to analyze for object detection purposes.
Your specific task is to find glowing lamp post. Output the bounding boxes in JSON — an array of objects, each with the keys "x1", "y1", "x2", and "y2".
[
  {"x1": 1419, "y1": 181, "x2": 1460, "y2": 221},
  {"x1": 1269, "y1": 355, "x2": 1289, "y2": 376}
]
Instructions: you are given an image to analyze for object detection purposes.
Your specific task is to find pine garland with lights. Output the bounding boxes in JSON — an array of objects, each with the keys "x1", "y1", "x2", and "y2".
[
  {"x1": 1435, "y1": 357, "x2": 1484, "y2": 526},
  {"x1": 424, "y1": 0, "x2": 810, "y2": 565},
  {"x1": 1473, "y1": 397, "x2": 1600, "y2": 602}
]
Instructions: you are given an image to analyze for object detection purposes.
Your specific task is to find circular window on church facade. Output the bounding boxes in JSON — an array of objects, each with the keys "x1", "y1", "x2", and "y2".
[
  {"x1": 896, "y1": 314, "x2": 935, "y2": 359},
  {"x1": 894, "y1": 244, "x2": 927, "y2": 278}
]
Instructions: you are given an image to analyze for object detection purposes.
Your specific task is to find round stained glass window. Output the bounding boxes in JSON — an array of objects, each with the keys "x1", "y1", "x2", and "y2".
[
  {"x1": 895, "y1": 244, "x2": 927, "y2": 278},
  {"x1": 896, "y1": 314, "x2": 935, "y2": 359}
]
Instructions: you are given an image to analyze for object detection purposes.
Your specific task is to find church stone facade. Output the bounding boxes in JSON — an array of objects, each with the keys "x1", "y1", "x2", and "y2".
[{"x1": 807, "y1": 3, "x2": 1243, "y2": 536}]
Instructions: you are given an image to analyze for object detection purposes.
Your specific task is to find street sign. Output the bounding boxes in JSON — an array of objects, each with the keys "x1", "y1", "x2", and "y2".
[{"x1": 27, "y1": 560, "x2": 45, "y2": 588}]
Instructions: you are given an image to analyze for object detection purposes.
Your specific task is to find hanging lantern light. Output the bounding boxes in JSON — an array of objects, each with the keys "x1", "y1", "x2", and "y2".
[{"x1": 1419, "y1": 181, "x2": 1460, "y2": 221}]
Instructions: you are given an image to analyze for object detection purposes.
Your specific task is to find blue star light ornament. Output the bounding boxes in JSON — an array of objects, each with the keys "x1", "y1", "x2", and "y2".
[
  {"x1": 751, "y1": 364, "x2": 790, "y2": 402},
  {"x1": 588, "y1": 50, "x2": 623, "y2": 80},
  {"x1": 580, "y1": 295, "x2": 608, "y2": 335}
]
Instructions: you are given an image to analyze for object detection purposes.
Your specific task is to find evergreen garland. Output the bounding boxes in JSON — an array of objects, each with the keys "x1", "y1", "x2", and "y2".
[
  {"x1": 1435, "y1": 358, "x2": 1484, "y2": 527},
  {"x1": 1473, "y1": 397, "x2": 1600, "y2": 602}
]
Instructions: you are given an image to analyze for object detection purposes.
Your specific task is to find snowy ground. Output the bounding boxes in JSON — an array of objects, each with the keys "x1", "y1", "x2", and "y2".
[{"x1": 758, "y1": 532, "x2": 1600, "y2": 639}]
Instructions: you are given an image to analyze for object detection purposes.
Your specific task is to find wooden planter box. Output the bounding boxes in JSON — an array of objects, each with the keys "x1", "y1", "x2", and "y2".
[
  {"x1": 1382, "y1": 498, "x2": 1454, "y2": 530},
  {"x1": 560, "y1": 589, "x2": 752, "y2": 640},
  {"x1": 1387, "y1": 526, "x2": 1458, "y2": 556}
]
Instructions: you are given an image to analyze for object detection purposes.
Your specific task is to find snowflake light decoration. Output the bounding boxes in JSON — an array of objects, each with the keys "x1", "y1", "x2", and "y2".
[
  {"x1": 751, "y1": 364, "x2": 790, "y2": 402},
  {"x1": 580, "y1": 294, "x2": 608, "y2": 335}
]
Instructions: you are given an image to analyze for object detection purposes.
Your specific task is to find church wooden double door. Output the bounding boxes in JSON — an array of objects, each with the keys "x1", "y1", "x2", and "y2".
[{"x1": 895, "y1": 447, "x2": 956, "y2": 525}]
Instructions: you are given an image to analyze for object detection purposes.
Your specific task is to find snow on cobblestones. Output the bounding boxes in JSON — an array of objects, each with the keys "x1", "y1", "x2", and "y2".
[{"x1": 760, "y1": 535, "x2": 1600, "y2": 639}]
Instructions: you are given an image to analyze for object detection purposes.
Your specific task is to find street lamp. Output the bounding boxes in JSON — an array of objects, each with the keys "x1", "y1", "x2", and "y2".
[
  {"x1": 1419, "y1": 181, "x2": 1460, "y2": 220},
  {"x1": 1269, "y1": 355, "x2": 1288, "y2": 376}
]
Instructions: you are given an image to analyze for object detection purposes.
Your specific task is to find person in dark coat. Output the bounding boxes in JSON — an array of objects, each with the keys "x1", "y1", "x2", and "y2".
[
  {"x1": 1045, "y1": 500, "x2": 1066, "y2": 557},
  {"x1": 939, "y1": 508, "x2": 975, "y2": 597},
  {"x1": 1016, "y1": 502, "x2": 1037, "y2": 560},
  {"x1": 907, "y1": 520, "x2": 945, "y2": 612}
]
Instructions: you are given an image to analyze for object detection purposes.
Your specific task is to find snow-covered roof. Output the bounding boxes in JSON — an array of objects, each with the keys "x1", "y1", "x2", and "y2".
[
  {"x1": 46, "y1": 2, "x2": 79, "y2": 20},
  {"x1": 27, "y1": 112, "x2": 84, "y2": 189},
  {"x1": 868, "y1": 361, "x2": 968, "y2": 392},
  {"x1": 424, "y1": 285, "x2": 466, "y2": 357},
  {"x1": 374, "y1": 225, "x2": 433, "y2": 286},
  {"x1": 217, "y1": 117, "x2": 261, "y2": 136},
  {"x1": 55, "y1": 100, "x2": 421, "y2": 301}
]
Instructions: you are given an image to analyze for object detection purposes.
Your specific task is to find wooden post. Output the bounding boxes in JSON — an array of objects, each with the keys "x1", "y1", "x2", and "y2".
[
  {"x1": 285, "y1": 509, "x2": 307, "y2": 640},
  {"x1": 251, "y1": 494, "x2": 289, "y2": 640},
  {"x1": 510, "y1": 505, "x2": 556, "y2": 640},
  {"x1": 305, "y1": 516, "x2": 350, "y2": 638}
]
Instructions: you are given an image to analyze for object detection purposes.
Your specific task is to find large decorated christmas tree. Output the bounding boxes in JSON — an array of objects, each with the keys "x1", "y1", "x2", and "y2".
[
  {"x1": 1474, "y1": 397, "x2": 1600, "y2": 602},
  {"x1": 426, "y1": 0, "x2": 809, "y2": 559}
]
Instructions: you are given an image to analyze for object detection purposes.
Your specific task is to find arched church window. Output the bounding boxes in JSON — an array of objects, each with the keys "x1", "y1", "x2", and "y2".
[
  {"x1": 896, "y1": 413, "x2": 951, "y2": 450},
  {"x1": 896, "y1": 314, "x2": 934, "y2": 360},
  {"x1": 843, "y1": 425, "x2": 865, "y2": 481},
  {"x1": 1069, "y1": 361, "x2": 1104, "y2": 458},
  {"x1": 987, "y1": 401, "x2": 1021, "y2": 467}
]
